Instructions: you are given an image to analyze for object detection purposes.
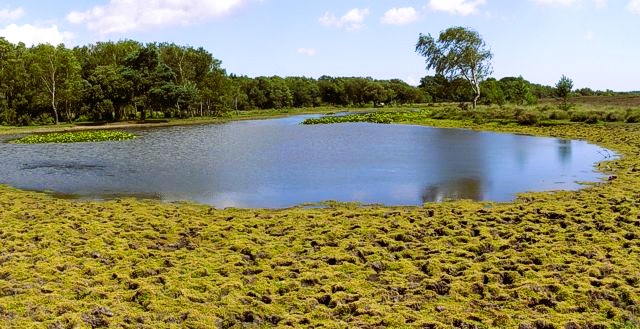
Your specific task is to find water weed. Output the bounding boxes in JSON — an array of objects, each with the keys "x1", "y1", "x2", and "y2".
[{"x1": 12, "y1": 131, "x2": 136, "y2": 144}]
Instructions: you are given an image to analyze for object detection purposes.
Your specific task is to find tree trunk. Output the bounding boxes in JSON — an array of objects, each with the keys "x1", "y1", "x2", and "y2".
[
  {"x1": 472, "y1": 80, "x2": 481, "y2": 109},
  {"x1": 473, "y1": 91, "x2": 480, "y2": 109},
  {"x1": 51, "y1": 87, "x2": 59, "y2": 124},
  {"x1": 65, "y1": 100, "x2": 72, "y2": 123},
  {"x1": 52, "y1": 103, "x2": 59, "y2": 125}
]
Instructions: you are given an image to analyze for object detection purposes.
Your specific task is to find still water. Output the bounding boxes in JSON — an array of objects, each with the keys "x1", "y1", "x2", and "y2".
[{"x1": 0, "y1": 115, "x2": 613, "y2": 208}]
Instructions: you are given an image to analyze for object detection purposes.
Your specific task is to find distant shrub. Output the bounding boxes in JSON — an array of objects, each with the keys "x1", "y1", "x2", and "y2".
[
  {"x1": 558, "y1": 102, "x2": 574, "y2": 111},
  {"x1": 472, "y1": 112, "x2": 488, "y2": 124},
  {"x1": 584, "y1": 112, "x2": 601, "y2": 124},
  {"x1": 548, "y1": 110, "x2": 569, "y2": 120},
  {"x1": 458, "y1": 103, "x2": 470, "y2": 111},
  {"x1": 75, "y1": 115, "x2": 90, "y2": 123},
  {"x1": 485, "y1": 107, "x2": 514, "y2": 120},
  {"x1": 516, "y1": 111, "x2": 540, "y2": 126},
  {"x1": 604, "y1": 111, "x2": 625, "y2": 122},
  {"x1": 626, "y1": 110, "x2": 640, "y2": 123},
  {"x1": 569, "y1": 111, "x2": 589, "y2": 122},
  {"x1": 34, "y1": 113, "x2": 54, "y2": 125},
  {"x1": 17, "y1": 114, "x2": 32, "y2": 126},
  {"x1": 430, "y1": 107, "x2": 464, "y2": 120}
]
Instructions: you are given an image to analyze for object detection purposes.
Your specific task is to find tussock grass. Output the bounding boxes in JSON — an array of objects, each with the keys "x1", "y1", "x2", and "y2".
[{"x1": 1, "y1": 117, "x2": 640, "y2": 327}]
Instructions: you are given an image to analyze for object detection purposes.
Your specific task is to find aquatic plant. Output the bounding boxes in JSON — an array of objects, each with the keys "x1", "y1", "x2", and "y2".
[{"x1": 12, "y1": 130, "x2": 136, "y2": 144}]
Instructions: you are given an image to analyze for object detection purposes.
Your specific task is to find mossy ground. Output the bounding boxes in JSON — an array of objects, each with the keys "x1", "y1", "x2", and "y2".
[{"x1": 1, "y1": 116, "x2": 640, "y2": 328}]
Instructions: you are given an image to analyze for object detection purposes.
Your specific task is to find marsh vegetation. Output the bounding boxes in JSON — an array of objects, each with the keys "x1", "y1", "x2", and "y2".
[
  {"x1": 2, "y1": 28, "x2": 640, "y2": 329},
  {"x1": 11, "y1": 131, "x2": 136, "y2": 144},
  {"x1": 0, "y1": 117, "x2": 639, "y2": 328}
]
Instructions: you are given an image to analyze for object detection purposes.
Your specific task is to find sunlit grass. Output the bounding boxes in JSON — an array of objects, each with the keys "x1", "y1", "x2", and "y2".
[{"x1": 1, "y1": 107, "x2": 640, "y2": 327}]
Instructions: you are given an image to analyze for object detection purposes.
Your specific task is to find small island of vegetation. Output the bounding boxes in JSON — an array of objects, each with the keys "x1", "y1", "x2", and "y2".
[{"x1": 11, "y1": 130, "x2": 136, "y2": 144}]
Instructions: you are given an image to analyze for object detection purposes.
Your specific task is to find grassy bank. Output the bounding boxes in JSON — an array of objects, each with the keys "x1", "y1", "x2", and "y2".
[
  {"x1": 0, "y1": 107, "x2": 354, "y2": 136},
  {"x1": 1, "y1": 108, "x2": 640, "y2": 328}
]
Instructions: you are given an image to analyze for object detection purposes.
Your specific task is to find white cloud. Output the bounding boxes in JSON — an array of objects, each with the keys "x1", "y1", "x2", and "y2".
[
  {"x1": 67, "y1": 0, "x2": 246, "y2": 35},
  {"x1": 319, "y1": 8, "x2": 369, "y2": 31},
  {"x1": 0, "y1": 7, "x2": 24, "y2": 21},
  {"x1": 533, "y1": 0, "x2": 608, "y2": 7},
  {"x1": 0, "y1": 24, "x2": 73, "y2": 46},
  {"x1": 533, "y1": 0, "x2": 579, "y2": 5},
  {"x1": 381, "y1": 7, "x2": 419, "y2": 25},
  {"x1": 629, "y1": 0, "x2": 640, "y2": 13},
  {"x1": 297, "y1": 48, "x2": 316, "y2": 56},
  {"x1": 593, "y1": 0, "x2": 607, "y2": 8},
  {"x1": 405, "y1": 76, "x2": 419, "y2": 86},
  {"x1": 584, "y1": 30, "x2": 593, "y2": 40},
  {"x1": 428, "y1": 0, "x2": 486, "y2": 15}
]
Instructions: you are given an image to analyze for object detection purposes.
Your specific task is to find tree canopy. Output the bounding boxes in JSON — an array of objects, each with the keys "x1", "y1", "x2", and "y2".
[
  {"x1": 555, "y1": 75, "x2": 574, "y2": 109},
  {"x1": 0, "y1": 37, "x2": 626, "y2": 127},
  {"x1": 416, "y1": 26, "x2": 493, "y2": 108}
]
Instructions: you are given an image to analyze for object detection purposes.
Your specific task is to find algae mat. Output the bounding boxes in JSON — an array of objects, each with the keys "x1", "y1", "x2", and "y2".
[{"x1": 0, "y1": 122, "x2": 639, "y2": 328}]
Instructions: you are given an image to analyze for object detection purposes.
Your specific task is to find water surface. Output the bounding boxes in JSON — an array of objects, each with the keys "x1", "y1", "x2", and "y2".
[{"x1": 0, "y1": 115, "x2": 613, "y2": 208}]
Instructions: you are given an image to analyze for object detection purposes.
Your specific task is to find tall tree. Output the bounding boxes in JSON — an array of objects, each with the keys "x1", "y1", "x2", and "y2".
[
  {"x1": 88, "y1": 65, "x2": 133, "y2": 120},
  {"x1": 29, "y1": 44, "x2": 81, "y2": 124},
  {"x1": 416, "y1": 26, "x2": 493, "y2": 108},
  {"x1": 555, "y1": 75, "x2": 573, "y2": 109}
]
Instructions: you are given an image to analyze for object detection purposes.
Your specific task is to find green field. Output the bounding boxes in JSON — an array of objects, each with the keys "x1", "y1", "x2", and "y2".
[{"x1": 1, "y1": 102, "x2": 640, "y2": 328}]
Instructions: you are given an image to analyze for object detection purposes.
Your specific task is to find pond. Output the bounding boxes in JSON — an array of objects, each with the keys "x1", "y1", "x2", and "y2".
[{"x1": 0, "y1": 115, "x2": 614, "y2": 208}]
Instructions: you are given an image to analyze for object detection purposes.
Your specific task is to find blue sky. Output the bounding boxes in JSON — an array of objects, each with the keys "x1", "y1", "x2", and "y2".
[{"x1": 0, "y1": 0, "x2": 638, "y2": 91}]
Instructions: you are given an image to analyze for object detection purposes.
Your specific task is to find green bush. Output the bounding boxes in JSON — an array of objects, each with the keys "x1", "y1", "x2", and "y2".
[
  {"x1": 569, "y1": 111, "x2": 589, "y2": 122},
  {"x1": 626, "y1": 110, "x2": 640, "y2": 123},
  {"x1": 604, "y1": 111, "x2": 625, "y2": 122},
  {"x1": 75, "y1": 115, "x2": 90, "y2": 123},
  {"x1": 548, "y1": 110, "x2": 569, "y2": 120},
  {"x1": 558, "y1": 102, "x2": 574, "y2": 111},
  {"x1": 538, "y1": 105, "x2": 554, "y2": 112},
  {"x1": 34, "y1": 113, "x2": 55, "y2": 125},
  {"x1": 429, "y1": 107, "x2": 464, "y2": 120},
  {"x1": 484, "y1": 107, "x2": 515, "y2": 120},
  {"x1": 515, "y1": 111, "x2": 540, "y2": 126},
  {"x1": 17, "y1": 114, "x2": 32, "y2": 126},
  {"x1": 584, "y1": 112, "x2": 601, "y2": 124}
]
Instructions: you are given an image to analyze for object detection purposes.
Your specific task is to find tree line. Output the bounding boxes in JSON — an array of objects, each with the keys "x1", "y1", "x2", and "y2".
[
  {"x1": 0, "y1": 39, "x2": 427, "y2": 126},
  {"x1": 0, "y1": 38, "x2": 626, "y2": 126}
]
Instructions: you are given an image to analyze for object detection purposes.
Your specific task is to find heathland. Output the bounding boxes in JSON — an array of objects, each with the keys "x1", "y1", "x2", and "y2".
[{"x1": 1, "y1": 96, "x2": 640, "y2": 328}]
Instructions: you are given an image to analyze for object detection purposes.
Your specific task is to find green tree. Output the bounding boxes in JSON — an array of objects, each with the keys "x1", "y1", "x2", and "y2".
[
  {"x1": 29, "y1": 44, "x2": 81, "y2": 124},
  {"x1": 480, "y1": 78, "x2": 505, "y2": 105},
  {"x1": 499, "y1": 76, "x2": 535, "y2": 105},
  {"x1": 87, "y1": 65, "x2": 133, "y2": 121},
  {"x1": 285, "y1": 77, "x2": 320, "y2": 108},
  {"x1": 362, "y1": 80, "x2": 386, "y2": 107},
  {"x1": 415, "y1": 26, "x2": 493, "y2": 108},
  {"x1": 419, "y1": 75, "x2": 449, "y2": 102},
  {"x1": 556, "y1": 75, "x2": 573, "y2": 109}
]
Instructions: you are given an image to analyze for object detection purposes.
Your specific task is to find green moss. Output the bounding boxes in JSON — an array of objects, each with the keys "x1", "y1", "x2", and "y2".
[
  {"x1": 2, "y1": 115, "x2": 640, "y2": 327},
  {"x1": 12, "y1": 130, "x2": 136, "y2": 144}
]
